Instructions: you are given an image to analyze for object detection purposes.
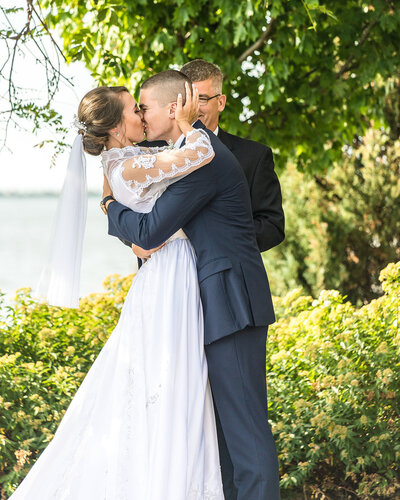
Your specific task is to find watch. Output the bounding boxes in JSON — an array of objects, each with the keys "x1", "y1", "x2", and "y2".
[{"x1": 100, "y1": 195, "x2": 115, "y2": 214}]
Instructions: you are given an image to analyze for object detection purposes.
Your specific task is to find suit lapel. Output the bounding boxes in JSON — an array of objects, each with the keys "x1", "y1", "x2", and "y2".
[
  {"x1": 193, "y1": 119, "x2": 207, "y2": 131},
  {"x1": 180, "y1": 120, "x2": 207, "y2": 148},
  {"x1": 217, "y1": 127, "x2": 234, "y2": 151}
]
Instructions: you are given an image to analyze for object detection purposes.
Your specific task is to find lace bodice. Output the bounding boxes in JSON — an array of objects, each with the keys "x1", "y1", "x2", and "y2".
[{"x1": 101, "y1": 129, "x2": 214, "y2": 214}]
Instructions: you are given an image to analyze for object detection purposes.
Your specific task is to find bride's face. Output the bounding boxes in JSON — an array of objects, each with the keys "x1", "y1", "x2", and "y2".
[{"x1": 116, "y1": 92, "x2": 145, "y2": 144}]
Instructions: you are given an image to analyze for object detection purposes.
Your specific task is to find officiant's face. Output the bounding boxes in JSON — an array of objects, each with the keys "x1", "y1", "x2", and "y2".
[
  {"x1": 139, "y1": 87, "x2": 174, "y2": 141},
  {"x1": 193, "y1": 78, "x2": 226, "y2": 132}
]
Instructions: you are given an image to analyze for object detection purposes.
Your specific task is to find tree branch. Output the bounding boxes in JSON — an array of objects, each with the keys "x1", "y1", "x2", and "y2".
[
  {"x1": 299, "y1": 66, "x2": 319, "y2": 81},
  {"x1": 335, "y1": 18, "x2": 378, "y2": 77},
  {"x1": 31, "y1": 2, "x2": 67, "y2": 61},
  {"x1": 305, "y1": 18, "x2": 379, "y2": 90},
  {"x1": 0, "y1": 0, "x2": 70, "y2": 151},
  {"x1": 237, "y1": 18, "x2": 276, "y2": 63}
]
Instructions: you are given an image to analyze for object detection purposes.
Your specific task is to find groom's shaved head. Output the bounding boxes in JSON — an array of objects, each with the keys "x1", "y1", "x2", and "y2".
[{"x1": 141, "y1": 70, "x2": 193, "y2": 106}]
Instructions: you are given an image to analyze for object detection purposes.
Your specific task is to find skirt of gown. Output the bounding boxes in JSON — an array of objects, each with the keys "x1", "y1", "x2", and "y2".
[{"x1": 9, "y1": 237, "x2": 224, "y2": 500}]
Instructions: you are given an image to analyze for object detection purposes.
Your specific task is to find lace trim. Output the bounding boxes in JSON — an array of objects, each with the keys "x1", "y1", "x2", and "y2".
[
  {"x1": 131, "y1": 155, "x2": 157, "y2": 170},
  {"x1": 146, "y1": 382, "x2": 161, "y2": 408},
  {"x1": 101, "y1": 146, "x2": 157, "y2": 179},
  {"x1": 101, "y1": 129, "x2": 206, "y2": 172},
  {"x1": 123, "y1": 130, "x2": 212, "y2": 196},
  {"x1": 137, "y1": 145, "x2": 170, "y2": 154},
  {"x1": 188, "y1": 484, "x2": 225, "y2": 499},
  {"x1": 102, "y1": 129, "x2": 213, "y2": 197},
  {"x1": 101, "y1": 144, "x2": 168, "y2": 162}
]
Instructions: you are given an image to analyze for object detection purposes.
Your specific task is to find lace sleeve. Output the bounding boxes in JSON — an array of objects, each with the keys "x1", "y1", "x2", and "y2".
[
  {"x1": 136, "y1": 145, "x2": 170, "y2": 154},
  {"x1": 118, "y1": 129, "x2": 214, "y2": 191}
]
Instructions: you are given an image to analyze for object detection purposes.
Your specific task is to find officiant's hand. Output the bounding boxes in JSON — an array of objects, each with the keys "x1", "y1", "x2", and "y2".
[{"x1": 132, "y1": 242, "x2": 165, "y2": 259}]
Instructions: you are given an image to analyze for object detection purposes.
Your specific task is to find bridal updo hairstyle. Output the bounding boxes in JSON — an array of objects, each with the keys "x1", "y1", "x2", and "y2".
[{"x1": 77, "y1": 86, "x2": 129, "y2": 156}]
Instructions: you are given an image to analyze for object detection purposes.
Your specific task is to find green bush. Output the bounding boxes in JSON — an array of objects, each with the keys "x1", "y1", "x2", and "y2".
[
  {"x1": 1, "y1": 263, "x2": 399, "y2": 498},
  {"x1": 268, "y1": 261, "x2": 400, "y2": 498},
  {"x1": 0, "y1": 274, "x2": 134, "y2": 498},
  {"x1": 263, "y1": 128, "x2": 400, "y2": 305}
]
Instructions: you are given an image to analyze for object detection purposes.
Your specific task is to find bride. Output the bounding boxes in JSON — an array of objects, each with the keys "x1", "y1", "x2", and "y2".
[{"x1": 9, "y1": 83, "x2": 224, "y2": 499}]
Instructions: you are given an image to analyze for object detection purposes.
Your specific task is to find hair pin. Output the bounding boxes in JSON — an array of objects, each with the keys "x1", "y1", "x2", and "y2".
[{"x1": 73, "y1": 115, "x2": 87, "y2": 132}]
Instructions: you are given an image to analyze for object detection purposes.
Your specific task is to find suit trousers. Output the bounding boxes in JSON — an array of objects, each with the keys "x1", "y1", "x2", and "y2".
[{"x1": 205, "y1": 326, "x2": 280, "y2": 500}]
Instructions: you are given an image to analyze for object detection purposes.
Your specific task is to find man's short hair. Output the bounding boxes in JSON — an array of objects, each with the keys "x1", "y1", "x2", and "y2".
[
  {"x1": 181, "y1": 60, "x2": 223, "y2": 93},
  {"x1": 141, "y1": 70, "x2": 192, "y2": 106}
]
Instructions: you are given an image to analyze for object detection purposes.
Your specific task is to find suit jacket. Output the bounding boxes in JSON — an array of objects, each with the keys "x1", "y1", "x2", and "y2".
[
  {"x1": 139, "y1": 129, "x2": 285, "y2": 252},
  {"x1": 107, "y1": 121, "x2": 275, "y2": 344},
  {"x1": 217, "y1": 128, "x2": 284, "y2": 252}
]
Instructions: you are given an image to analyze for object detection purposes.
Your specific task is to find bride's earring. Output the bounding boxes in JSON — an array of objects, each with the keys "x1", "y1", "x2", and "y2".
[{"x1": 116, "y1": 132, "x2": 120, "y2": 137}]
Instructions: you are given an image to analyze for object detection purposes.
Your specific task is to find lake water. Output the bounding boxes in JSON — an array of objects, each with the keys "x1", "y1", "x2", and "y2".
[{"x1": 0, "y1": 195, "x2": 138, "y2": 301}]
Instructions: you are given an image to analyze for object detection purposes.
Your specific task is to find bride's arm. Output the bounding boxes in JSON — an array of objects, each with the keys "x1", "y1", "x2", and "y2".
[
  {"x1": 109, "y1": 84, "x2": 214, "y2": 190},
  {"x1": 135, "y1": 144, "x2": 169, "y2": 154},
  {"x1": 119, "y1": 128, "x2": 214, "y2": 188}
]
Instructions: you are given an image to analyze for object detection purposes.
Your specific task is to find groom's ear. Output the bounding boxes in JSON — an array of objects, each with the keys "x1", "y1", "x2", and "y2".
[{"x1": 168, "y1": 102, "x2": 177, "y2": 120}]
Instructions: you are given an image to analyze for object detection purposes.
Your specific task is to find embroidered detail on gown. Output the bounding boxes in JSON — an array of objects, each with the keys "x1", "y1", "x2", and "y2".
[{"x1": 9, "y1": 129, "x2": 224, "y2": 500}]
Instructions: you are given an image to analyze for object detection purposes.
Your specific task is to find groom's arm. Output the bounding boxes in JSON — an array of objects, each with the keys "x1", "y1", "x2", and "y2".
[{"x1": 107, "y1": 163, "x2": 216, "y2": 250}]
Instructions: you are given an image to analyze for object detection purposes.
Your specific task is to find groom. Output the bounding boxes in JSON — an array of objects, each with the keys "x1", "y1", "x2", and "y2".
[{"x1": 103, "y1": 70, "x2": 280, "y2": 500}]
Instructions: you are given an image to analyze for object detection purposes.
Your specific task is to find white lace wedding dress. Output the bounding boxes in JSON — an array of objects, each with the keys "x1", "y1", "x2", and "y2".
[{"x1": 9, "y1": 129, "x2": 224, "y2": 500}]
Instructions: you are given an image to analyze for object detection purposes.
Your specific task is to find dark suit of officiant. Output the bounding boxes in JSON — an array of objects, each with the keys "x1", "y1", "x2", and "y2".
[
  {"x1": 216, "y1": 128, "x2": 284, "y2": 252},
  {"x1": 139, "y1": 128, "x2": 285, "y2": 253},
  {"x1": 108, "y1": 121, "x2": 280, "y2": 500}
]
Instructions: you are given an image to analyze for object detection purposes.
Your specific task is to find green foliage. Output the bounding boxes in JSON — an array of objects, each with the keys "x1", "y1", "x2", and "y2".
[
  {"x1": 263, "y1": 127, "x2": 400, "y2": 304},
  {"x1": 40, "y1": 0, "x2": 400, "y2": 171},
  {"x1": 0, "y1": 274, "x2": 133, "y2": 497},
  {"x1": 0, "y1": 4, "x2": 69, "y2": 159},
  {"x1": 268, "y1": 261, "x2": 400, "y2": 497},
  {"x1": 1, "y1": 263, "x2": 400, "y2": 498}
]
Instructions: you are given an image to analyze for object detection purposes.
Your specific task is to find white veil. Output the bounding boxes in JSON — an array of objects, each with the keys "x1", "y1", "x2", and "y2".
[{"x1": 36, "y1": 135, "x2": 87, "y2": 308}]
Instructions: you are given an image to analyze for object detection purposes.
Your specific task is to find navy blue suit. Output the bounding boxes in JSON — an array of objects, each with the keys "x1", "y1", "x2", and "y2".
[{"x1": 107, "y1": 121, "x2": 280, "y2": 499}]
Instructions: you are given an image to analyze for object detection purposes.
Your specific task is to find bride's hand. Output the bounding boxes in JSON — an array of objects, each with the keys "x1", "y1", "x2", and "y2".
[{"x1": 175, "y1": 82, "x2": 199, "y2": 133}]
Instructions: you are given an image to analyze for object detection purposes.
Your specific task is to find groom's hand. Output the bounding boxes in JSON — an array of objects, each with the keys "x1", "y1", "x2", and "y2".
[{"x1": 132, "y1": 242, "x2": 165, "y2": 259}]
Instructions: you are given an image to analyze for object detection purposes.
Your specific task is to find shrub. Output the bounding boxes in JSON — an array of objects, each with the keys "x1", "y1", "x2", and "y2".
[
  {"x1": 268, "y1": 261, "x2": 400, "y2": 498},
  {"x1": 263, "y1": 128, "x2": 400, "y2": 305},
  {"x1": 1, "y1": 263, "x2": 399, "y2": 498},
  {"x1": 0, "y1": 274, "x2": 133, "y2": 498}
]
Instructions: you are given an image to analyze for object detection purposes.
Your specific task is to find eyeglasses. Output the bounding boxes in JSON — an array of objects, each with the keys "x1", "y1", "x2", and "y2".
[{"x1": 199, "y1": 94, "x2": 221, "y2": 106}]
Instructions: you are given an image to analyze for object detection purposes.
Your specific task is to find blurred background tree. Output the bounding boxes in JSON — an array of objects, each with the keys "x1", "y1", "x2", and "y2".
[
  {"x1": 1, "y1": 0, "x2": 399, "y2": 302},
  {"x1": 0, "y1": 2, "x2": 70, "y2": 155},
  {"x1": 2, "y1": 0, "x2": 399, "y2": 170},
  {"x1": 263, "y1": 125, "x2": 400, "y2": 304}
]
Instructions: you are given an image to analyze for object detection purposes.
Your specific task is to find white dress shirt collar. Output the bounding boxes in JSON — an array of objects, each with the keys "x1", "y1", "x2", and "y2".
[{"x1": 174, "y1": 133, "x2": 185, "y2": 149}]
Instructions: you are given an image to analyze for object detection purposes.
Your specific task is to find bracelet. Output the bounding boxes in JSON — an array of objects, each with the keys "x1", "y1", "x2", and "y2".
[{"x1": 100, "y1": 195, "x2": 115, "y2": 215}]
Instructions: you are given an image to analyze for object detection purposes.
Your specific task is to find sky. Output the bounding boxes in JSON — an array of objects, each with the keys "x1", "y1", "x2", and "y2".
[
  {"x1": 0, "y1": 2, "x2": 103, "y2": 193},
  {"x1": 0, "y1": 4, "x2": 138, "y2": 297}
]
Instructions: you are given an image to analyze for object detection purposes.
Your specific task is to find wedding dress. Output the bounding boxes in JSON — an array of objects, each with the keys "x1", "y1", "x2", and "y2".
[{"x1": 9, "y1": 129, "x2": 224, "y2": 500}]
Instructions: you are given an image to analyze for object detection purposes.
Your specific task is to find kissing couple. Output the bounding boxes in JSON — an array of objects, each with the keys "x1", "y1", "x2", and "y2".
[{"x1": 11, "y1": 68, "x2": 280, "y2": 500}]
